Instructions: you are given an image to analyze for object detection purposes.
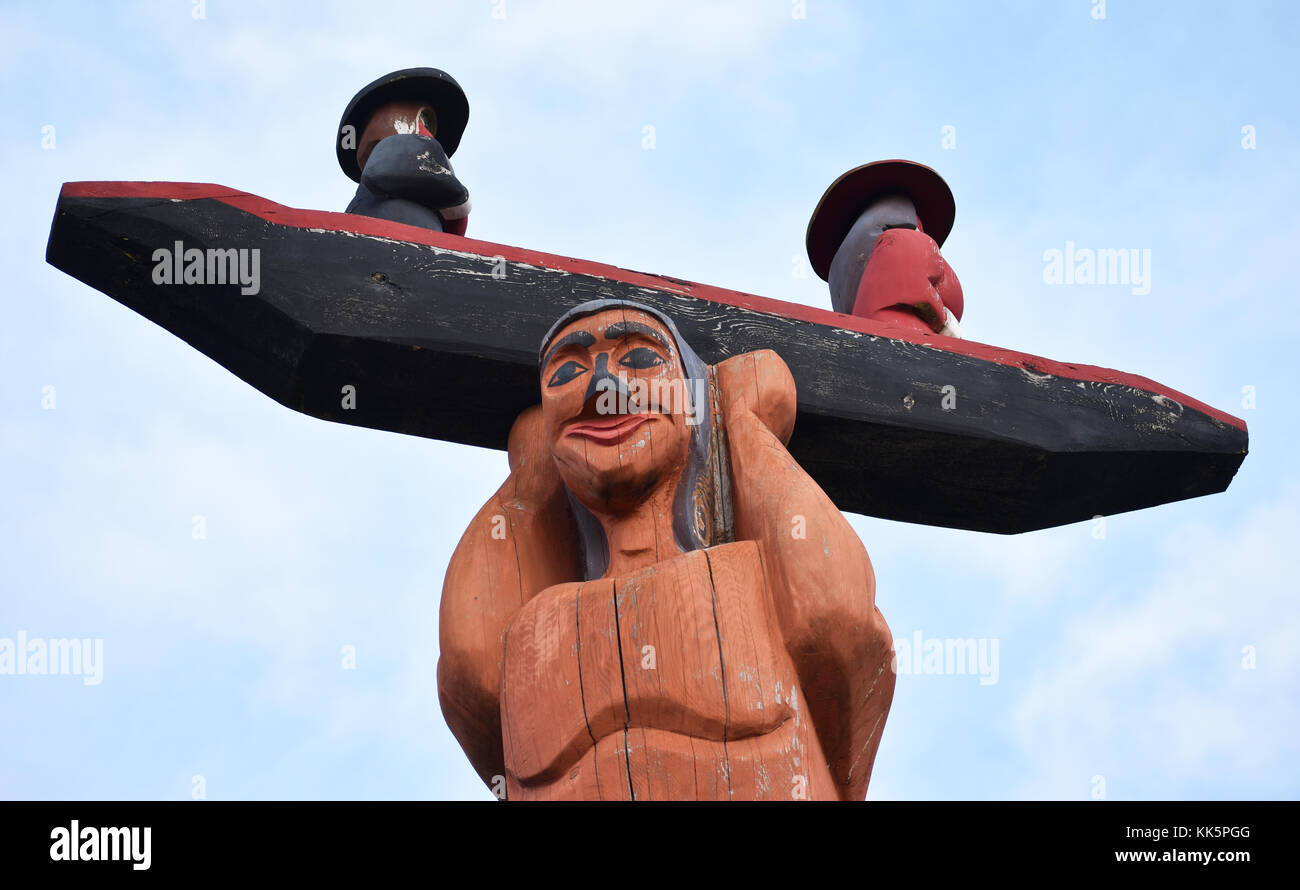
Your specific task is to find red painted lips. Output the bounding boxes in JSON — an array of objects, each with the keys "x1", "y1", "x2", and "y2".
[{"x1": 565, "y1": 413, "x2": 653, "y2": 445}]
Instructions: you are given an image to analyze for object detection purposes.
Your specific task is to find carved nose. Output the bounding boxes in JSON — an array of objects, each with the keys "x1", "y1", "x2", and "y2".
[{"x1": 583, "y1": 353, "x2": 630, "y2": 406}]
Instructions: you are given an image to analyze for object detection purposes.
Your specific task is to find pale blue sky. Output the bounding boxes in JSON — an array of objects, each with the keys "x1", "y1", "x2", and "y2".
[{"x1": 2, "y1": 0, "x2": 1296, "y2": 800}]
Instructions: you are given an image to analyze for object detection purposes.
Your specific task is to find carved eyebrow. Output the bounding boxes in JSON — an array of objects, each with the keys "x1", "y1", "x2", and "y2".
[
  {"x1": 542, "y1": 330, "x2": 596, "y2": 368},
  {"x1": 604, "y1": 321, "x2": 669, "y2": 348}
]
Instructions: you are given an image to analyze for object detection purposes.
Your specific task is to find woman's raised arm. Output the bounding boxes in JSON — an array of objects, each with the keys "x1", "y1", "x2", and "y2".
[
  {"x1": 436, "y1": 406, "x2": 583, "y2": 790},
  {"x1": 715, "y1": 349, "x2": 896, "y2": 800}
]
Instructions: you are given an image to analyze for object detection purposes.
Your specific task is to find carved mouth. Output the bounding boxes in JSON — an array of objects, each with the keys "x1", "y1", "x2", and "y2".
[{"x1": 565, "y1": 413, "x2": 652, "y2": 444}]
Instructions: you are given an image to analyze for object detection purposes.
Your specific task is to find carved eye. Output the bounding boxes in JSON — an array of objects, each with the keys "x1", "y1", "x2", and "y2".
[
  {"x1": 417, "y1": 106, "x2": 438, "y2": 138},
  {"x1": 547, "y1": 360, "x2": 588, "y2": 388},
  {"x1": 618, "y1": 347, "x2": 664, "y2": 370}
]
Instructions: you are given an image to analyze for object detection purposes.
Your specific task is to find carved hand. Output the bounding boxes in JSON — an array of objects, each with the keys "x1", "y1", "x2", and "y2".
[{"x1": 713, "y1": 349, "x2": 797, "y2": 446}]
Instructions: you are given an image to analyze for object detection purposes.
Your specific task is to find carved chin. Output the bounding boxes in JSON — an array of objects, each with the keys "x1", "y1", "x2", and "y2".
[{"x1": 553, "y1": 447, "x2": 674, "y2": 515}]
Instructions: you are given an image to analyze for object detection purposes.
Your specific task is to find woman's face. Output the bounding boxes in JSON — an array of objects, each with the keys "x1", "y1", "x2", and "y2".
[{"x1": 539, "y1": 307, "x2": 695, "y2": 514}]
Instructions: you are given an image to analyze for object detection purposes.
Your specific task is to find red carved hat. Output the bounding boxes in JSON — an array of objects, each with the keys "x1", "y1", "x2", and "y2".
[
  {"x1": 805, "y1": 160, "x2": 956, "y2": 281},
  {"x1": 337, "y1": 68, "x2": 470, "y2": 182}
]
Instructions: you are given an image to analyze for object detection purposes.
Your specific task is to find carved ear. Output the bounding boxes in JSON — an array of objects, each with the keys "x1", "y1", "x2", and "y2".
[{"x1": 714, "y1": 349, "x2": 797, "y2": 445}]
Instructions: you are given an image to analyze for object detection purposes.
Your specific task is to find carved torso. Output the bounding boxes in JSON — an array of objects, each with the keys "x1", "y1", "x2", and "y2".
[{"x1": 500, "y1": 540, "x2": 836, "y2": 800}]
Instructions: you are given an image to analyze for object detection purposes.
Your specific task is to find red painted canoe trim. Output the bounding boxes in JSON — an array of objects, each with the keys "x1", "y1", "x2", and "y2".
[{"x1": 60, "y1": 181, "x2": 1247, "y2": 433}]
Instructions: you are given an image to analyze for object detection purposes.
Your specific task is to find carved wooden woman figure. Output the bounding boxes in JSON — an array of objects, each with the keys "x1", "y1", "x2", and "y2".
[{"x1": 437, "y1": 299, "x2": 895, "y2": 800}]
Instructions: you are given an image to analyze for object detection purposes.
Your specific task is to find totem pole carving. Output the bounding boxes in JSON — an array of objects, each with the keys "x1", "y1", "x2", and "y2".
[
  {"x1": 437, "y1": 299, "x2": 896, "y2": 800},
  {"x1": 808, "y1": 160, "x2": 964, "y2": 338},
  {"x1": 41, "y1": 56, "x2": 1251, "y2": 806},
  {"x1": 337, "y1": 68, "x2": 472, "y2": 234}
]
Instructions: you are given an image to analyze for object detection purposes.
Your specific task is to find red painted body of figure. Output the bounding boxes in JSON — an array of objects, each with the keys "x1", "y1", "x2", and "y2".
[{"x1": 808, "y1": 160, "x2": 964, "y2": 337}]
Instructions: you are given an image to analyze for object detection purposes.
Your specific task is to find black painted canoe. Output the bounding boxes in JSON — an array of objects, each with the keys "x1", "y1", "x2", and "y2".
[{"x1": 45, "y1": 181, "x2": 1248, "y2": 533}]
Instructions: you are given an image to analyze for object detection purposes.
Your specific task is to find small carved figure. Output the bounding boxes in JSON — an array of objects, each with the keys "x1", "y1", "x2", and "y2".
[
  {"x1": 807, "y1": 160, "x2": 964, "y2": 337},
  {"x1": 438, "y1": 299, "x2": 896, "y2": 800},
  {"x1": 337, "y1": 68, "x2": 471, "y2": 234}
]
